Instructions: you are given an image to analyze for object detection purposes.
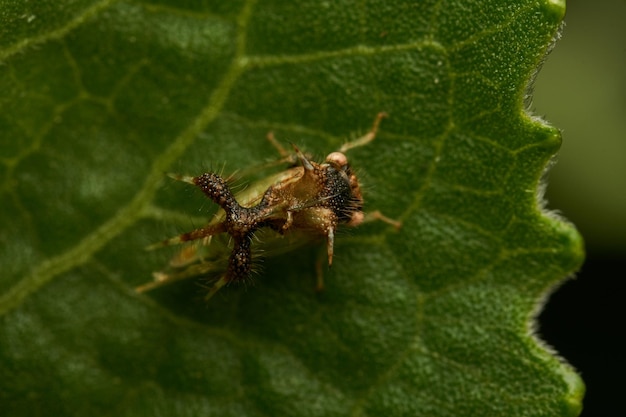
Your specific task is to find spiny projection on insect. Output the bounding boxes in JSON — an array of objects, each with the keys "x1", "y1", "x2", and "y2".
[{"x1": 138, "y1": 113, "x2": 401, "y2": 300}]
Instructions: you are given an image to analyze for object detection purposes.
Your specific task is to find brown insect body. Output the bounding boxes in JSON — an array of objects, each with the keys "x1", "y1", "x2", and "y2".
[
  {"x1": 182, "y1": 147, "x2": 363, "y2": 298},
  {"x1": 140, "y1": 113, "x2": 398, "y2": 300}
]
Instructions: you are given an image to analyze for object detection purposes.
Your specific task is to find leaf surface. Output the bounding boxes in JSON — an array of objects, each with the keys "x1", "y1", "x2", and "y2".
[{"x1": 0, "y1": 0, "x2": 584, "y2": 416}]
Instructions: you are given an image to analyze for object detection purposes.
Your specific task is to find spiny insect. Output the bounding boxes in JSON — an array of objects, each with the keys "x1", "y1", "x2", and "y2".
[{"x1": 138, "y1": 113, "x2": 400, "y2": 300}]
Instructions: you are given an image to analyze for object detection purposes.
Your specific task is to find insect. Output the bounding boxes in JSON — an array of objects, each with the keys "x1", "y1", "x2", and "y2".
[{"x1": 137, "y1": 113, "x2": 400, "y2": 300}]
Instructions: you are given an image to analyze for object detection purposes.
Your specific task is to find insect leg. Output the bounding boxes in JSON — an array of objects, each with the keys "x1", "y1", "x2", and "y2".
[
  {"x1": 266, "y1": 131, "x2": 291, "y2": 158},
  {"x1": 146, "y1": 222, "x2": 227, "y2": 250},
  {"x1": 204, "y1": 274, "x2": 229, "y2": 301},
  {"x1": 136, "y1": 260, "x2": 222, "y2": 294},
  {"x1": 338, "y1": 112, "x2": 388, "y2": 153},
  {"x1": 363, "y1": 210, "x2": 402, "y2": 230},
  {"x1": 326, "y1": 226, "x2": 335, "y2": 266},
  {"x1": 313, "y1": 225, "x2": 336, "y2": 292},
  {"x1": 282, "y1": 210, "x2": 294, "y2": 232}
]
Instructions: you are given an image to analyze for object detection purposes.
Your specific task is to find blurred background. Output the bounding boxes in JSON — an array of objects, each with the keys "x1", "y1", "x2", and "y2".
[{"x1": 533, "y1": 1, "x2": 625, "y2": 416}]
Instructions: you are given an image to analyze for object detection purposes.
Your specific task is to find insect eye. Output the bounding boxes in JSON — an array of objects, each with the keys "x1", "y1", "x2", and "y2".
[{"x1": 325, "y1": 151, "x2": 349, "y2": 168}]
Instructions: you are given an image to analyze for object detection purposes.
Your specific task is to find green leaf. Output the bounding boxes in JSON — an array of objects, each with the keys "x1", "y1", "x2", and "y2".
[{"x1": 0, "y1": 0, "x2": 584, "y2": 416}]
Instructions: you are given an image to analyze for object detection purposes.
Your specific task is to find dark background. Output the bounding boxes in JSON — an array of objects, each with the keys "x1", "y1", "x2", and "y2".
[{"x1": 534, "y1": 1, "x2": 626, "y2": 416}]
